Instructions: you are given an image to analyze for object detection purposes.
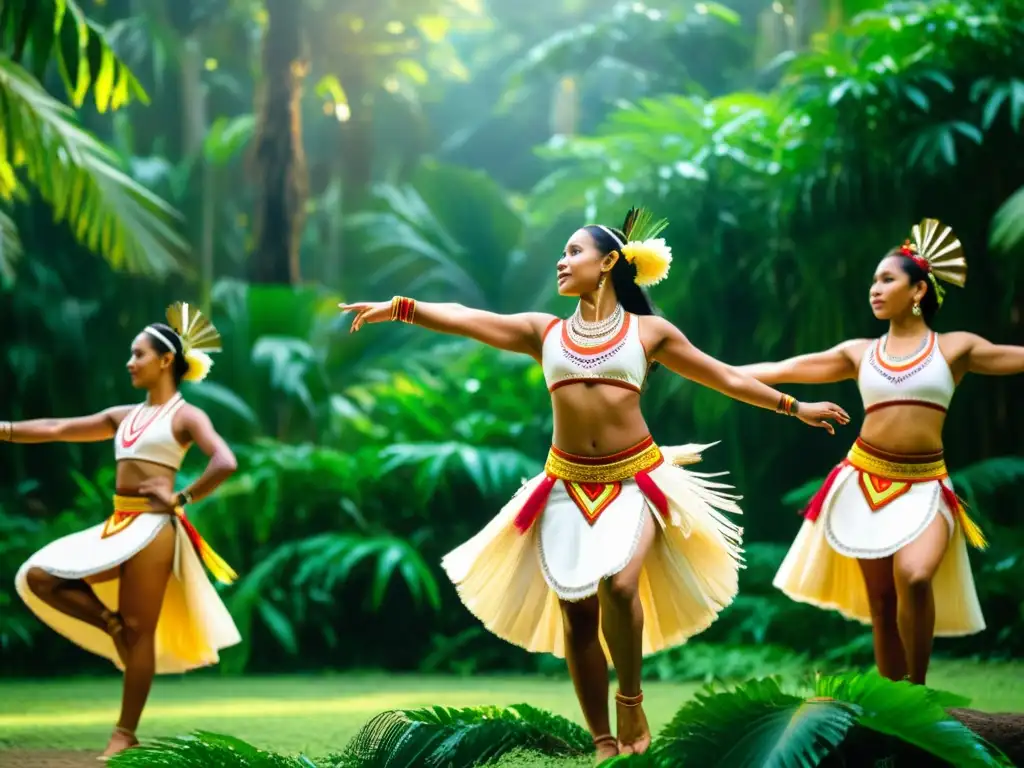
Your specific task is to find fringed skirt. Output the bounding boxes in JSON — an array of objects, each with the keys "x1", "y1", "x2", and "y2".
[
  {"x1": 773, "y1": 438, "x2": 986, "y2": 636},
  {"x1": 15, "y1": 495, "x2": 241, "y2": 672},
  {"x1": 441, "y1": 436, "x2": 744, "y2": 658}
]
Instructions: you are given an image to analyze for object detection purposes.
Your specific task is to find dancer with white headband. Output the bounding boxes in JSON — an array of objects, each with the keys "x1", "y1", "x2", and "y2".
[
  {"x1": 341, "y1": 208, "x2": 849, "y2": 762},
  {"x1": 4, "y1": 302, "x2": 241, "y2": 760}
]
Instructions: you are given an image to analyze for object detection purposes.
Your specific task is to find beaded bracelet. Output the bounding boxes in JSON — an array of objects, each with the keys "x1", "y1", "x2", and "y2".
[{"x1": 776, "y1": 394, "x2": 798, "y2": 416}]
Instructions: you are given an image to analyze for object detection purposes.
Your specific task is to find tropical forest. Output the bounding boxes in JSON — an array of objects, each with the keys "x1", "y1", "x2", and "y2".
[{"x1": 1, "y1": 0, "x2": 1023, "y2": 765}]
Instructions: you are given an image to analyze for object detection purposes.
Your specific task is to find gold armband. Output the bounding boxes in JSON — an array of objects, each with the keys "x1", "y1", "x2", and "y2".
[{"x1": 390, "y1": 296, "x2": 417, "y2": 324}]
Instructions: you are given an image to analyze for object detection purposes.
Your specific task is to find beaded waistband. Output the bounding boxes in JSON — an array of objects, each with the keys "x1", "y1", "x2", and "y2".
[
  {"x1": 847, "y1": 438, "x2": 947, "y2": 481},
  {"x1": 544, "y1": 436, "x2": 663, "y2": 483}
]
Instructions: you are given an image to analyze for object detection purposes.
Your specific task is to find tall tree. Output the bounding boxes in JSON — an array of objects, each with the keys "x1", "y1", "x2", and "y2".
[{"x1": 250, "y1": 0, "x2": 308, "y2": 284}]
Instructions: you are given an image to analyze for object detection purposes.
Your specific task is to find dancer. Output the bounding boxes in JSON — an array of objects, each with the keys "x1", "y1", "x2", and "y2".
[
  {"x1": 744, "y1": 219, "x2": 1022, "y2": 685},
  {"x1": 341, "y1": 208, "x2": 849, "y2": 762},
  {"x1": 5, "y1": 302, "x2": 241, "y2": 760}
]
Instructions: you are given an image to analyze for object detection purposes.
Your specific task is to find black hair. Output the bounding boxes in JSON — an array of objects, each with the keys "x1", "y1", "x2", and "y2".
[
  {"x1": 583, "y1": 225, "x2": 659, "y2": 317},
  {"x1": 887, "y1": 250, "x2": 939, "y2": 326},
  {"x1": 144, "y1": 323, "x2": 188, "y2": 385}
]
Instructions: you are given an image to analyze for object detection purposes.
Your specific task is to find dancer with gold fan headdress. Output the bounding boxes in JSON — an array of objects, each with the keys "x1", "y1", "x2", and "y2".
[
  {"x1": 740, "y1": 219, "x2": 1024, "y2": 685},
  {"x1": 341, "y1": 209, "x2": 848, "y2": 762},
  {"x1": 3, "y1": 302, "x2": 241, "y2": 760}
]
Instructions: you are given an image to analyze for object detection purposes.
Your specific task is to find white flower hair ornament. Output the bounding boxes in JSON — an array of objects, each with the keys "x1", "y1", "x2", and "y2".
[
  {"x1": 144, "y1": 302, "x2": 223, "y2": 383},
  {"x1": 594, "y1": 207, "x2": 673, "y2": 287}
]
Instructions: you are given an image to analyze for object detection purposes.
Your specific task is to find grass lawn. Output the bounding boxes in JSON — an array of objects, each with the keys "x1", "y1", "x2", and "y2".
[{"x1": 0, "y1": 661, "x2": 1022, "y2": 759}]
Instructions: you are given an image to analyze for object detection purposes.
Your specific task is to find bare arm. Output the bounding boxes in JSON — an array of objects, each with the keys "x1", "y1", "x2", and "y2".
[
  {"x1": 342, "y1": 298, "x2": 557, "y2": 361},
  {"x1": 648, "y1": 317, "x2": 850, "y2": 431},
  {"x1": 1, "y1": 407, "x2": 132, "y2": 444},
  {"x1": 177, "y1": 407, "x2": 237, "y2": 503},
  {"x1": 953, "y1": 332, "x2": 1024, "y2": 376},
  {"x1": 736, "y1": 340, "x2": 868, "y2": 385}
]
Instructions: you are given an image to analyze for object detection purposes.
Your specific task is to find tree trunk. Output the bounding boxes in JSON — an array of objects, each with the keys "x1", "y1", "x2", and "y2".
[
  {"x1": 949, "y1": 709, "x2": 1024, "y2": 766},
  {"x1": 250, "y1": 0, "x2": 308, "y2": 285}
]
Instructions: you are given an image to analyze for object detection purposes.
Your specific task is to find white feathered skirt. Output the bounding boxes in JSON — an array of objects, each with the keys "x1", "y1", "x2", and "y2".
[
  {"x1": 773, "y1": 438, "x2": 986, "y2": 636},
  {"x1": 441, "y1": 436, "x2": 744, "y2": 658},
  {"x1": 15, "y1": 495, "x2": 242, "y2": 673}
]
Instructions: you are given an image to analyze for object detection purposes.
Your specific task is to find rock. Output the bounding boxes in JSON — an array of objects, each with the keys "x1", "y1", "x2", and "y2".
[{"x1": 949, "y1": 708, "x2": 1024, "y2": 765}]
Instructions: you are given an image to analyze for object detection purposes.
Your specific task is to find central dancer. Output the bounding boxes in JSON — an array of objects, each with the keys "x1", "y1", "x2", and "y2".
[{"x1": 341, "y1": 208, "x2": 848, "y2": 762}]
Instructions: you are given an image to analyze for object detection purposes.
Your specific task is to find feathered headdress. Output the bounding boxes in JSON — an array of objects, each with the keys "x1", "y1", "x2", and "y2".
[
  {"x1": 896, "y1": 218, "x2": 967, "y2": 307},
  {"x1": 595, "y1": 207, "x2": 673, "y2": 287},
  {"x1": 145, "y1": 302, "x2": 222, "y2": 383}
]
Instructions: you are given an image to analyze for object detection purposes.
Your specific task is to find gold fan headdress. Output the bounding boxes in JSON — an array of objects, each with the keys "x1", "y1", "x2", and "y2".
[
  {"x1": 145, "y1": 302, "x2": 222, "y2": 383},
  {"x1": 897, "y1": 218, "x2": 966, "y2": 307}
]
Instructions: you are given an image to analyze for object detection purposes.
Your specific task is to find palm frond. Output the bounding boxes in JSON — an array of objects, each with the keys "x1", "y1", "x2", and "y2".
[
  {"x1": 106, "y1": 730, "x2": 314, "y2": 767},
  {"x1": 815, "y1": 671, "x2": 1011, "y2": 767},
  {"x1": 0, "y1": 57, "x2": 187, "y2": 275},
  {"x1": 338, "y1": 703, "x2": 591, "y2": 767},
  {"x1": 2, "y1": 0, "x2": 148, "y2": 111},
  {"x1": 658, "y1": 676, "x2": 856, "y2": 767}
]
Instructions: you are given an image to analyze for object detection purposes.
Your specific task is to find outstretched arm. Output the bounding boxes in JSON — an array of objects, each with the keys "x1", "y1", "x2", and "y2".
[
  {"x1": 955, "y1": 332, "x2": 1024, "y2": 376},
  {"x1": 1, "y1": 407, "x2": 132, "y2": 444},
  {"x1": 647, "y1": 317, "x2": 850, "y2": 433},
  {"x1": 341, "y1": 298, "x2": 556, "y2": 361},
  {"x1": 736, "y1": 340, "x2": 867, "y2": 385}
]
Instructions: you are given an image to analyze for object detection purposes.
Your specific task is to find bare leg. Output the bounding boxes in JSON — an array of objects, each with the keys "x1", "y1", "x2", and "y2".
[
  {"x1": 857, "y1": 556, "x2": 906, "y2": 681},
  {"x1": 25, "y1": 566, "x2": 128, "y2": 664},
  {"x1": 893, "y1": 514, "x2": 948, "y2": 685},
  {"x1": 561, "y1": 597, "x2": 615, "y2": 762},
  {"x1": 102, "y1": 523, "x2": 175, "y2": 758},
  {"x1": 598, "y1": 512, "x2": 657, "y2": 756}
]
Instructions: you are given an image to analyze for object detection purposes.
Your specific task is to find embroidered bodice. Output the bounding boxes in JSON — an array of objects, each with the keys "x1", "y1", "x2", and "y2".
[
  {"x1": 114, "y1": 393, "x2": 189, "y2": 469},
  {"x1": 858, "y1": 331, "x2": 954, "y2": 413},
  {"x1": 542, "y1": 312, "x2": 649, "y2": 393}
]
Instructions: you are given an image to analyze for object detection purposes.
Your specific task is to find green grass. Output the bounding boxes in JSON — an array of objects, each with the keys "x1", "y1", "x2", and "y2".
[{"x1": 1, "y1": 661, "x2": 1022, "y2": 758}]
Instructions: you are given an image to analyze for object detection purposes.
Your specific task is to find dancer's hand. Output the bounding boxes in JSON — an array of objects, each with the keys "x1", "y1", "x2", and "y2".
[
  {"x1": 794, "y1": 401, "x2": 850, "y2": 435},
  {"x1": 339, "y1": 301, "x2": 391, "y2": 333},
  {"x1": 138, "y1": 476, "x2": 178, "y2": 513}
]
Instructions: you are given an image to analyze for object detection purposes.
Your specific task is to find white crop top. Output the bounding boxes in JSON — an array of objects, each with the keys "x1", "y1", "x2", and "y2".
[
  {"x1": 858, "y1": 331, "x2": 954, "y2": 413},
  {"x1": 542, "y1": 313, "x2": 649, "y2": 393},
  {"x1": 114, "y1": 393, "x2": 189, "y2": 469}
]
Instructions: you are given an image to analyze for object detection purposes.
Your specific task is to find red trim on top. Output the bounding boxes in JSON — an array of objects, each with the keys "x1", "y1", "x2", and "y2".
[
  {"x1": 548, "y1": 378, "x2": 641, "y2": 394},
  {"x1": 874, "y1": 332, "x2": 935, "y2": 373},
  {"x1": 864, "y1": 399, "x2": 948, "y2": 416},
  {"x1": 120, "y1": 394, "x2": 181, "y2": 449},
  {"x1": 542, "y1": 318, "x2": 560, "y2": 343},
  {"x1": 560, "y1": 312, "x2": 631, "y2": 355}
]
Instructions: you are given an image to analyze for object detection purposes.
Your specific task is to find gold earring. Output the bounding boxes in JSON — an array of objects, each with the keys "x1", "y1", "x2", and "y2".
[{"x1": 912, "y1": 302, "x2": 922, "y2": 316}]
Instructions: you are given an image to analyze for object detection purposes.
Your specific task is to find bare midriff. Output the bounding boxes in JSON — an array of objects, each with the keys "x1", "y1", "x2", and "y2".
[
  {"x1": 114, "y1": 460, "x2": 177, "y2": 496},
  {"x1": 859, "y1": 405, "x2": 946, "y2": 455},
  {"x1": 550, "y1": 383, "x2": 650, "y2": 456}
]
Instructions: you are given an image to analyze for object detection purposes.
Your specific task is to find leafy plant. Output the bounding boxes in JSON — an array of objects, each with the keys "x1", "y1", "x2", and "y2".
[{"x1": 107, "y1": 730, "x2": 317, "y2": 767}]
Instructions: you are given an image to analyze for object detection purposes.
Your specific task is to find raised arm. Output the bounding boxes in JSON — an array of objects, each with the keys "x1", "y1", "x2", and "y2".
[
  {"x1": 950, "y1": 332, "x2": 1024, "y2": 376},
  {"x1": 736, "y1": 339, "x2": 868, "y2": 385},
  {"x1": 646, "y1": 317, "x2": 850, "y2": 433},
  {"x1": 341, "y1": 297, "x2": 557, "y2": 361},
  {"x1": 1, "y1": 406, "x2": 132, "y2": 444}
]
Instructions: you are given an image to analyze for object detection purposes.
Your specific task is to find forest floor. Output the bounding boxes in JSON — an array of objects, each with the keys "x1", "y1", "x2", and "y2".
[{"x1": 1, "y1": 661, "x2": 1022, "y2": 766}]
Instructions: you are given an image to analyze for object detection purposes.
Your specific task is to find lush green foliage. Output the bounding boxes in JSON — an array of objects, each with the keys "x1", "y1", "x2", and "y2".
[
  {"x1": 2, "y1": 0, "x2": 1024, "y2": 681},
  {"x1": 101, "y1": 672, "x2": 1012, "y2": 766}
]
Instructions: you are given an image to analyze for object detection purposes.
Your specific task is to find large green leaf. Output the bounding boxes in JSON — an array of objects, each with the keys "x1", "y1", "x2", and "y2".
[
  {"x1": 106, "y1": 730, "x2": 314, "y2": 767},
  {"x1": 0, "y1": 57, "x2": 187, "y2": 275},
  {"x1": 814, "y1": 671, "x2": 1010, "y2": 767},
  {"x1": 337, "y1": 703, "x2": 591, "y2": 767},
  {"x1": 1, "y1": 0, "x2": 148, "y2": 110},
  {"x1": 658, "y1": 676, "x2": 856, "y2": 768}
]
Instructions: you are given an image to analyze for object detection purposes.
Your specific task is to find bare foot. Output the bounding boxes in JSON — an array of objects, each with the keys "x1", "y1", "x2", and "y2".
[
  {"x1": 615, "y1": 690, "x2": 652, "y2": 755},
  {"x1": 593, "y1": 734, "x2": 619, "y2": 764},
  {"x1": 101, "y1": 610, "x2": 129, "y2": 668},
  {"x1": 98, "y1": 726, "x2": 138, "y2": 761}
]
